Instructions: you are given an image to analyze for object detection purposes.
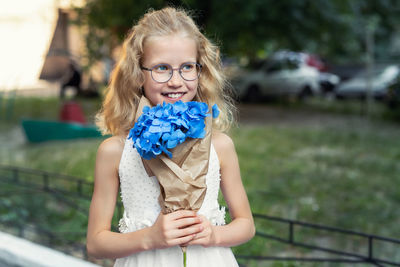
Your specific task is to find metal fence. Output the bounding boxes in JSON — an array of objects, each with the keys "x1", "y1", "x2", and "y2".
[
  {"x1": 1, "y1": 165, "x2": 399, "y2": 266},
  {"x1": 236, "y1": 214, "x2": 400, "y2": 266}
]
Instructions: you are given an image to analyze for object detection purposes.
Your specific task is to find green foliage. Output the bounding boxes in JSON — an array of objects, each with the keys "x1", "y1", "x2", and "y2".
[
  {"x1": 73, "y1": 0, "x2": 173, "y2": 67},
  {"x1": 73, "y1": 0, "x2": 400, "y2": 64}
]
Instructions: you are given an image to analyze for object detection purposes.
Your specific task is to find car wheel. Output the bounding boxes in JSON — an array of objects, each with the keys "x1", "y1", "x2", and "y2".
[
  {"x1": 320, "y1": 82, "x2": 334, "y2": 94},
  {"x1": 298, "y1": 86, "x2": 312, "y2": 101},
  {"x1": 245, "y1": 85, "x2": 262, "y2": 103}
]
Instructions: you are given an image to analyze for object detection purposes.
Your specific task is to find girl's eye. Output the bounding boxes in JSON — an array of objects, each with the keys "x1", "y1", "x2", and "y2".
[
  {"x1": 154, "y1": 64, "x2": 170, "y2": 73},
  {"x1": 181, "y1": 63, "x2": 195, "y2": 72}
]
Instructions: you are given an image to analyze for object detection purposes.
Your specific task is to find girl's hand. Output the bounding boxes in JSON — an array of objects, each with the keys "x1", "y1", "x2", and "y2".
[
  {"x1": 184, "y1": 215, "x2": 217, "y2": 248},
  {"x1": 149, "y1": 210, "x2": 203, "y2": 249}
]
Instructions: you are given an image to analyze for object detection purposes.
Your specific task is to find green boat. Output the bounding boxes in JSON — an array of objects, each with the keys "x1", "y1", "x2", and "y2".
[{"x1": 21, "y1": 119, "x2": 104, "y2": 143}]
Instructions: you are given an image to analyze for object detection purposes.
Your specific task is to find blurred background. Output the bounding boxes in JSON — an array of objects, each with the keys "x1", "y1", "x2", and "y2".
[{"x1": 1, "y1": 0, "x2": 400, "y2": 266}]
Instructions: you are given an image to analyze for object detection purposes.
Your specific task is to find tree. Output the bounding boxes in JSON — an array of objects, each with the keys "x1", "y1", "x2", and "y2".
[
  {"x1": 74, "y1": 0, "x2": 172, "y2": 67},
  {"x1": 74, "y1": 0, "x2": 400, "y2": 66},
  {"x1": 202, "y1": 0, "x2": 400, "y2": 62}
]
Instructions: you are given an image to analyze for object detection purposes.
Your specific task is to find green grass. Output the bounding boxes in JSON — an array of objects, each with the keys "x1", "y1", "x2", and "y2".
[
  {"x1": 1, "y1": 137, "x2": 104, "y2": 179},
  {"x1": 234, "y1": 124, "x2": 400, "y2": 230},
  {"x1": 0, "y1": 94, "x2": 102, "y2": 123},
  {"x1": 230, "y1": 123, "x2": 400, "y2": 266},
  {"x1": 0, "y1": 95, "x2": 104, "y2": 178},
  {"x1": 1, "y1": 96, "x2": 400, "y2": 266}
]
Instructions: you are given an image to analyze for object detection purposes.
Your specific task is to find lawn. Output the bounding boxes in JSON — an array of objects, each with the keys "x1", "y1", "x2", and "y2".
[
  {"x1": 231, "y1": 121, "x2": 400, "y2": 266},
  {"x1": 1, "y1": 95, "x2": 400, "y2": 266}
]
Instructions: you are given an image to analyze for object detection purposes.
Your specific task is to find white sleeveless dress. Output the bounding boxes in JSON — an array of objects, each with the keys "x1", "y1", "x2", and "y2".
[{"x1": 114, "y1": 137, "x2": 239, "y2": 267}]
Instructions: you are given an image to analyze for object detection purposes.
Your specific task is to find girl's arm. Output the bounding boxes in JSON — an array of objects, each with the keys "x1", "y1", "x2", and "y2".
[
  {"x1": 86, "y1": 137, "x2": 203, "y2": 259},
  {"x1": 186, "y1": 131, "x2": 255, "y2": 247}
]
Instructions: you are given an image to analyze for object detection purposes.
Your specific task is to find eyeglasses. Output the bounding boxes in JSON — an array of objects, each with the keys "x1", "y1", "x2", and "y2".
[{"x1": 141, "y1": 62, "x2": 202, "y2": 83}]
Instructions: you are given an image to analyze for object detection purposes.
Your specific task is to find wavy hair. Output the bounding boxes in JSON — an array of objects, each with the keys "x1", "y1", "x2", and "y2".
[{"x1": 96, "y1": 7, "x2": 236, "y2": 136}]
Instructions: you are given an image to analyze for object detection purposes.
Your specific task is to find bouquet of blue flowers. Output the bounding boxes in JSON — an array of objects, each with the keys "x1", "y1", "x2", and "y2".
[
  {"x1": 129, "y1": 100, "x2": 219, "y2": 160},
  {"x1": 129, "y1": 96, "x2": 220, "y2": 266},
  {"x1": 129, "y1": 96, "x2": 220, "y2": 214}
]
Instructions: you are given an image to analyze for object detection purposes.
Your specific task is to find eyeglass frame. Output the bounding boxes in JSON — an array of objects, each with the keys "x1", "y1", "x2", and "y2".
[{"x1": 141, "y1": 62, "x2": 202, "y2": 83}]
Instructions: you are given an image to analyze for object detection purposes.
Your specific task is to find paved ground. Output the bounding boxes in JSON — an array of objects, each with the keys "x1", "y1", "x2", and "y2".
[
  {"x1": 237, "y1": 103, "x2": 400, "y2": 137},
  {"x1": 238, "y1": 103, "x2": 356, "y2": 127}
]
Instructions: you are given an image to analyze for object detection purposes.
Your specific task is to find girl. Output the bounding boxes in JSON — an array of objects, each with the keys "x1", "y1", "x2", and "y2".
[{"x1": 86, "y1": 7, "x2": 255, "y2": 267}]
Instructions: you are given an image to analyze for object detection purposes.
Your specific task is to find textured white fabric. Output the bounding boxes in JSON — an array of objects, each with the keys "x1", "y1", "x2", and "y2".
[{"x1": 114, "y1": 138, "x2": 238, "y2": 267}]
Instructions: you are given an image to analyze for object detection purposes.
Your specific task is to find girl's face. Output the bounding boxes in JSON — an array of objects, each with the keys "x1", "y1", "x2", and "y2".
[{"x1": 141, "y1": 34, "x2": 199, "y2": 105}]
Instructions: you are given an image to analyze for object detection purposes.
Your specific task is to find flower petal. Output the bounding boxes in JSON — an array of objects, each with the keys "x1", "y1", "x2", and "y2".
[{"x1": 212, "y1": 104, "x2": 220, "y2": 118}]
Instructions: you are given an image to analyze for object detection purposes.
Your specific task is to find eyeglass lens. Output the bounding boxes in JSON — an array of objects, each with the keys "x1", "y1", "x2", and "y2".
[{"x1": 151, "y1": 63, "x2": 201, "y2": 83}]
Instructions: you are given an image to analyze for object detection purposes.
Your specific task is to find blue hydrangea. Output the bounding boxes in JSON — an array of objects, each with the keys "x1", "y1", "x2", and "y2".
[
  {"x1": 212, "y1": 104, "x2": 220, "y2": 118},
  {"x1": 128, "y1": 101, "x2": 219, "y2": 160}
]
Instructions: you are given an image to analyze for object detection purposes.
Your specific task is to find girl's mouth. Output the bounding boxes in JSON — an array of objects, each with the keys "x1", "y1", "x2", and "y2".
[{"x1": 162, "y1": 92, "x2": 186, "y2": 99}]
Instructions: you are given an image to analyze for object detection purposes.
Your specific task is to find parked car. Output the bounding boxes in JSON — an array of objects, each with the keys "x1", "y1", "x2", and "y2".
[
  {"x1": 292, "y1": 52, "x2": 340, "y2": 94},
  {"x1": 335, "y1": 65, "x2": 400, "y2": 100},
  {"x1": 386, "y1": 73, "x2": 400, "y2": 109},
  {"x1": 304, "y1": 53, "x2": 327, "y2": 72},
  {"x1": 319, "y1": 72, "x2": 341, "y2": 94},
  {"x1": 275, "y1": 51, "x2": 340, "y2": 94},
  {"x1": 232, "y1": 52, "x2": 320, "y2": 101}
]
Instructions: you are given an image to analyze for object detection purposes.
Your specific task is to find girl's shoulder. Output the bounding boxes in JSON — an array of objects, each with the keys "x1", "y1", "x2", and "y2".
[
  {"x1": 212, "y1": 131, "x2": 236, "y2": 166},
  {"x1": 212, "y1": 131, "x2": 234, "y2": 149},
  {"x1": 97, "y1": 135, "x2": 126, "y2": 160}
]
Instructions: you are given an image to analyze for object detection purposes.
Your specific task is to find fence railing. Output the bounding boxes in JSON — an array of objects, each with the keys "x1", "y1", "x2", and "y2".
[
  {"x1": 235, "y1": 214, "x2": 400, "y2": 266},
  {"x1": 1, "y1": 165, "x2": 399, "y2": 266},
  {"x1": 0, "y1": 165, "x2": 123, "y2": 218}
]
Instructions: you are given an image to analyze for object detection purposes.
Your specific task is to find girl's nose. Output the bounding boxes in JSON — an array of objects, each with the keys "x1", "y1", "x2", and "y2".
[{"x1": 167, "y1": 70, "x2": 183, "y2": 87}]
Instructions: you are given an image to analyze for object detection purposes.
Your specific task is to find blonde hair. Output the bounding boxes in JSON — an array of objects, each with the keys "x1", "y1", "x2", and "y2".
[{"x1": 96, "y1": 7, "x2": 236, "y2": 136}]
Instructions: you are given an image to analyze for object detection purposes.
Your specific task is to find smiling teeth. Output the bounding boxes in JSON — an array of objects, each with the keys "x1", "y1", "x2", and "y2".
[{"x1": 167, "y1": 93, "x2": 183, "y2": 99}]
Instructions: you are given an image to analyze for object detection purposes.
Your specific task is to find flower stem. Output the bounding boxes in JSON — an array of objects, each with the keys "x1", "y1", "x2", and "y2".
[{"x1": 183, "y1": 250, "x2": 187, "y2": 267}]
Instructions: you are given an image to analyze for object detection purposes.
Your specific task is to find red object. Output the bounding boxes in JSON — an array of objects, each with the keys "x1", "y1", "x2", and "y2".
[
  {"x1": 60, "y1": 101, "x2": 86, "y2": 124},
  {"x1": 305, "y1": 54, "x2": 327, "y2": 72}
]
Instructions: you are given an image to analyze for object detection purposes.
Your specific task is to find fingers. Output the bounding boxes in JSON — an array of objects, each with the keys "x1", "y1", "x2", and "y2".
[
  {"x1": 186, "y1": 237, "x2": 205, "y2": 246},
  {"x1": 172, "y1": 224, "x2": 203, "y2": 239},
  {"x1": 186, "y1": 232, "x2": 210, "y2": 247},
  {"x1": 186, "y1": 227, "x2": 208, "y2": 241},
  {"x1": 152, "y1": 211, "x2": 212, "y2": 248},
  {"x1": 152, "y1": 211, "x2": 203, "y2": 247},
  {"x1": 174, "y1": 216, "x2": 202, "y2": 229},
  {"x1": 169, "y1": 210, "x2": 198, "y2": 220},
  {"x1": 161, "y1": 233, "x2": 196, "y2": 248},
  {"x1": 168, "y1": 210, "x2": 202, "y2": 230},
  {"x1": 174, "y1": 233, "x2": 197, "y2": 247},
  {"x1": 184, "y1": 216, "x2": 216, "y2": 247},
  {"x1": 162, "y1": 224, "x2": 202, "y2": 247}
]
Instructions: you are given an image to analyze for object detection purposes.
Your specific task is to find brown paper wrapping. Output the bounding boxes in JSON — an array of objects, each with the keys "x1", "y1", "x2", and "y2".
[{"x1": 134, "y1": 96, "x2": 210, "y2": 214}]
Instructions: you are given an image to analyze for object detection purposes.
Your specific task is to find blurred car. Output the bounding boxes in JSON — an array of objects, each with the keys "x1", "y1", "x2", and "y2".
[
  {"x1": 386, "y1": 73, "x2": 400, "y2": 108},
  {"x1": 277, "y1": 51, "x2": 340, "y2": 93},
  {"x1": 232, "y1": 52, "x2": 320, "y2": 101},
  {"x1": 303, "y1": 52, "x2": 327, "y2": 72},
  {"x1": 295, "y1": 52, "x2": 340, "y2": 94},
  {"x1": 318, "y1": 72, "x2": 340, "y2": 94},
  {"x1": 335, "y1": 65, "x2": 400, "y2": 100}
]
